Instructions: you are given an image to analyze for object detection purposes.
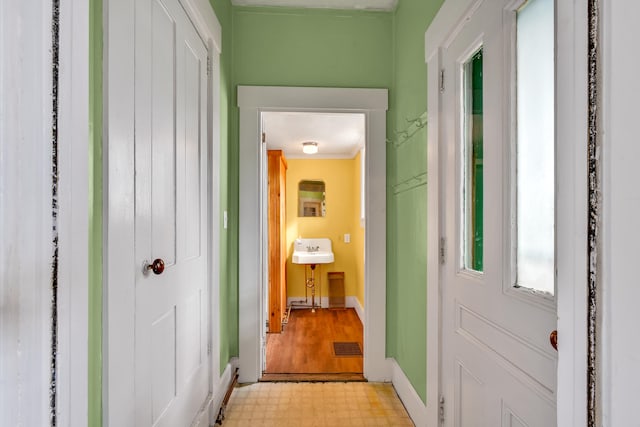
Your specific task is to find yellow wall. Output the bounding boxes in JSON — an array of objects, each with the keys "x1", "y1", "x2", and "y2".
[
  {"x1": 352, "y1": 151, "x2": 365, "y2": 306},
  {"x1": 285, "y1": 157, "x2": 364, "y2": 306}
]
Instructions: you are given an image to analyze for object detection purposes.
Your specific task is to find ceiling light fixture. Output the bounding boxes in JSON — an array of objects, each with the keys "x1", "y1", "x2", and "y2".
[{"x1": 302, "y1": 141, "x2": 318, "y2": 155}]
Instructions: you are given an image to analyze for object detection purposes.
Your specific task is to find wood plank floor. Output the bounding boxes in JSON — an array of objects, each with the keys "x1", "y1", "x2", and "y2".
[{"x1": 264, "y1": 308, "x2": 363, "y2": 377}]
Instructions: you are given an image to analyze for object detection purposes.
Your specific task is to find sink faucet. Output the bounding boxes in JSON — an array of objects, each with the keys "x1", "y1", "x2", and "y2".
[{"x1": 306, "y1": 245, "x2": 320, "y2": 252}]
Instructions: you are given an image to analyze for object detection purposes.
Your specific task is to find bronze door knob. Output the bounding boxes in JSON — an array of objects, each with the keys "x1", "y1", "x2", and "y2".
[{"x1": 144, "y1": 258, "x2": 165, "y2": 275}]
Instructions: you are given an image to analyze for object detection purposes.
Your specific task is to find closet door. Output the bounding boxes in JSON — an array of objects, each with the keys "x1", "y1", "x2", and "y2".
[{"x1": 133, "y1": 0, "x2": 209, "y2": 424}]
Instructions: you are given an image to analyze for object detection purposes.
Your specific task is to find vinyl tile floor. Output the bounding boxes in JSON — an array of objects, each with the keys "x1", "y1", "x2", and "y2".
[{"x1": 221, "y1": 382, "x2": 415, "y2": 426}]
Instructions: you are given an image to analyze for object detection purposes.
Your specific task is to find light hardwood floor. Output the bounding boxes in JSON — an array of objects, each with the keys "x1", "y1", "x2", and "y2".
[{"x1": 264, "y1": 308, "x2": 363, "y2": 379}]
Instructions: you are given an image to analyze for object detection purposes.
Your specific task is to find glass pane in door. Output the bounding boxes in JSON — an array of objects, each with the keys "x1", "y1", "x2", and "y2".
[
  {"x1": 515, "y1": 0, "x2": 555, "y2": 295},
  {"x1": 462, "y1": 48, "x2": 484, "y2": 273}
]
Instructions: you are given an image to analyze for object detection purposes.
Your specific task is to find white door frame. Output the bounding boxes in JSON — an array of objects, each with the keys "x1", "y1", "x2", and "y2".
[
  {"x1": 425, "y1": 0, "x2": 588, "y2": 425},
  {"x1": 1, "y1": 1, "x2": 89, "y2": 424},
  {"x1": 237, "y1": 86, "x2": 389, "y2": 383},
  {"x1": 104, "y1": 0, "x2": 221, "y2": 425},
  {"x1": 58, "y1": 0, "x2": 90, "y2": 424}
]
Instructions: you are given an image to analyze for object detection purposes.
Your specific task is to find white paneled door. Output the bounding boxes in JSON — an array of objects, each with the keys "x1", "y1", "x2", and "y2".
[
  {"x1": 134, "y1": 0, "x2": 209, "y2": 425},
  {"x1": 441, "y1": 1, "x2": 557, "y2": 426}
]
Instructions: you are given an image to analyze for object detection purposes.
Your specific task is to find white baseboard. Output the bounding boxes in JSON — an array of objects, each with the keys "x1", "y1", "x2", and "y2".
[
  {"x1": 345, "y1": 296, "x2": 364, "y2": 325},
  {"x1": 190, "y1": 394, "x2": 213, "y2": 427},
  {"x1": 210, "y1": 357, "x2": 239, "y2": 425},
  {"x1": 389, "y1": 358, "x2": 427, "y2": 426},
  {"x1": 287, "y1": 296, "x2": 365, "y2": 326}
]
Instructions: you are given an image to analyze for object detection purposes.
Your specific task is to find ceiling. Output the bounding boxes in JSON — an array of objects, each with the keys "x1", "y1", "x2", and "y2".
[
  {"x1": 231, "y1": 0, "x2": 398, "y2": 11},
  {"x1": 263, "y1": 111, "x2": 365, "y2": 159}
]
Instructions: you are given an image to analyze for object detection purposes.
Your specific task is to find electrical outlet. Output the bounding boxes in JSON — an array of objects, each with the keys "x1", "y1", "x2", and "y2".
[{"x1": 344, "y1": 233, "x2": 350, "y2": 243}]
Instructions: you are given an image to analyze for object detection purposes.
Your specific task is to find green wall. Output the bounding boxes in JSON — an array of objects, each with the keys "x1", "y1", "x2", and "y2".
[
  {"x1": 232, "y1": 7, "x2": 393, "y2": 88},
  {"x1": 89, "y1": 0, "x2": 103, "y2": 424},
  {"x1": 386, "y1": 0, "x2": 444, "y2": 404},
  {"x1": 216, "y1": 1, "x2": 444, "y2": 404},
  {"x1": 208, "y1": 0, "x2": 237, "y2": 376},
  {"x1": 211, "y1": 2, "x2": 401, "y2": 382},
  {"x1": 225, "y1": 4, "x2": 393, "y2": 372}
]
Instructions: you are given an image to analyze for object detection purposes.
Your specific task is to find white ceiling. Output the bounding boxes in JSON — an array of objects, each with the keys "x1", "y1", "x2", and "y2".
[
  {"x1": 263, "y1": 111, "x2": 365, "y2": 159},
  {"x1": 231, "y1": 0, "x2": 398, "y2": 11}
]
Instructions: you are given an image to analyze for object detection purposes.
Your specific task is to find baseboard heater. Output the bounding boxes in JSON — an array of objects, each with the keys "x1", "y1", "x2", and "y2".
[{"x1": 215, "y1": 368, "x2": 239, "y2": 425}]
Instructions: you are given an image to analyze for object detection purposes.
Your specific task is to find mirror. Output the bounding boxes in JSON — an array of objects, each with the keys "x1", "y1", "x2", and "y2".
[{"x1": 298, "y1": 180, "x2": 326, "y2": 217}]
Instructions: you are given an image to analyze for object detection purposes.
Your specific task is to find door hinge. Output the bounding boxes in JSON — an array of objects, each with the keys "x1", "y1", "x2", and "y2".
[
  {"x1": 262, "y1": 132, "x2": 266, "y2": 143},
  {"x1": 207, "y1": 343, "x2": 211, "y2": 355},
  {"x1": 439, "y1": 69, "x2": 445, "y2": 93},
  {"x1": 439, "y1": 395, "x2": 445, "y2": 424},
  {"x1": 439, "y1": 237, "x2": 446, "y2": 265},
  {"x1": 206, "y1": 56, "x2": 211, "y2": 76}
]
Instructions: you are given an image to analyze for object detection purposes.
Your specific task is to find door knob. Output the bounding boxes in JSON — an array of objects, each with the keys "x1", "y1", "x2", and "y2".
[
  {"x1": 144, "y1": 258, "x2": 165, "y2": 275},
  {"x1": 549, "y1": 330, "x2": 558, "y2": 351}
]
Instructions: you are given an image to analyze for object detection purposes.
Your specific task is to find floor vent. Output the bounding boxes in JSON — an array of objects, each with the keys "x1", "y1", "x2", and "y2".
[{"x1": 333, "y1": 341, "x2": 362, "y2": 357}]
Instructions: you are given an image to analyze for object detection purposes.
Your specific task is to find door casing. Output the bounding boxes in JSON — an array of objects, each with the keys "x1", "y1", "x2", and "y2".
[
  {"x1": 425, "y1": 0, "x2": 589, "y2": 425},
  {"x1": 237, "y1": 86, "x2": 389, "y2": 383}
]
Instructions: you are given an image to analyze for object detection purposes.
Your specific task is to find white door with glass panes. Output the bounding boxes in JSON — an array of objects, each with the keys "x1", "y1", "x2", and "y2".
[
  {"x1": 440, "y1": 0, "x2": 557, "y2": 425},
  {"x1": 133, "y1": 0, "x2": 209, "y2": 424}
]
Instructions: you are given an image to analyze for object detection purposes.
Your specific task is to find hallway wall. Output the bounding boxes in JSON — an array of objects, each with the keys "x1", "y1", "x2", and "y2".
[
  {"x1": 215, "y1": 1, "x2": 443, "y2": 404},
  {"x1": 209, "y1": 0, "x2": 236, "y2": 377},
  {"x1": 386, "y1": 0, "x2": 443, "y2": 404},
  {"x1": 89, "y1": 0, "x2": 103, "y2": 424},
  {"x1": 232, "y1": 7, "x2": 393, "y2": 88},
  {"x1": 227, "y1": 4, "x2": 392, "y2": 366}
]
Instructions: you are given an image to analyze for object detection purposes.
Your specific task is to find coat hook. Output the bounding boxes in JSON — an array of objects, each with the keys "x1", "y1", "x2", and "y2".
[{"x1": 396, "y1": 130, "x2": 409, "y2": 139}]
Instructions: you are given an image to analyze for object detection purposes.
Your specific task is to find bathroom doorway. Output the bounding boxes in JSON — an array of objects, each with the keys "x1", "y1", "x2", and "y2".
[
  {"x1": 262, "y1": 111, "x2": 366, "y2": 379},
  {"x1": 237, "y1": 85, "x2": 388, "y2": 384}
]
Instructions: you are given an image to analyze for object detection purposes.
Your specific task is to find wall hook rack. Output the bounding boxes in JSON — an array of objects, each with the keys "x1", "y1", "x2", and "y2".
[{"x1": 386, "y1": 111, "x2": 428, "y2": 148}]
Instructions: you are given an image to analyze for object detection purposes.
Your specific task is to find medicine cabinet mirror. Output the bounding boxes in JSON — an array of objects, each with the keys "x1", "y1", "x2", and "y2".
[{"x1": 298, "y1": 180, "x2": 326, "y2": 217}]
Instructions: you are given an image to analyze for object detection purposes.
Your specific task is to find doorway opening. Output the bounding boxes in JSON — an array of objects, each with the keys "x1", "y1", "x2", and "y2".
[
  {"x1": 237, "y1": 86, "x2": 389, "y2": 384},
  {"x1": 261, "y1": 111, "x2": 366, "y2": 380}
]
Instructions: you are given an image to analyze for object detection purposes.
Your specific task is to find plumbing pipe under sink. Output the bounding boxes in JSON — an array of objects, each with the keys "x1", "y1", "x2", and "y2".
[{"x1": 292, "y1": 238, "x2": 334, "y2": 312}]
